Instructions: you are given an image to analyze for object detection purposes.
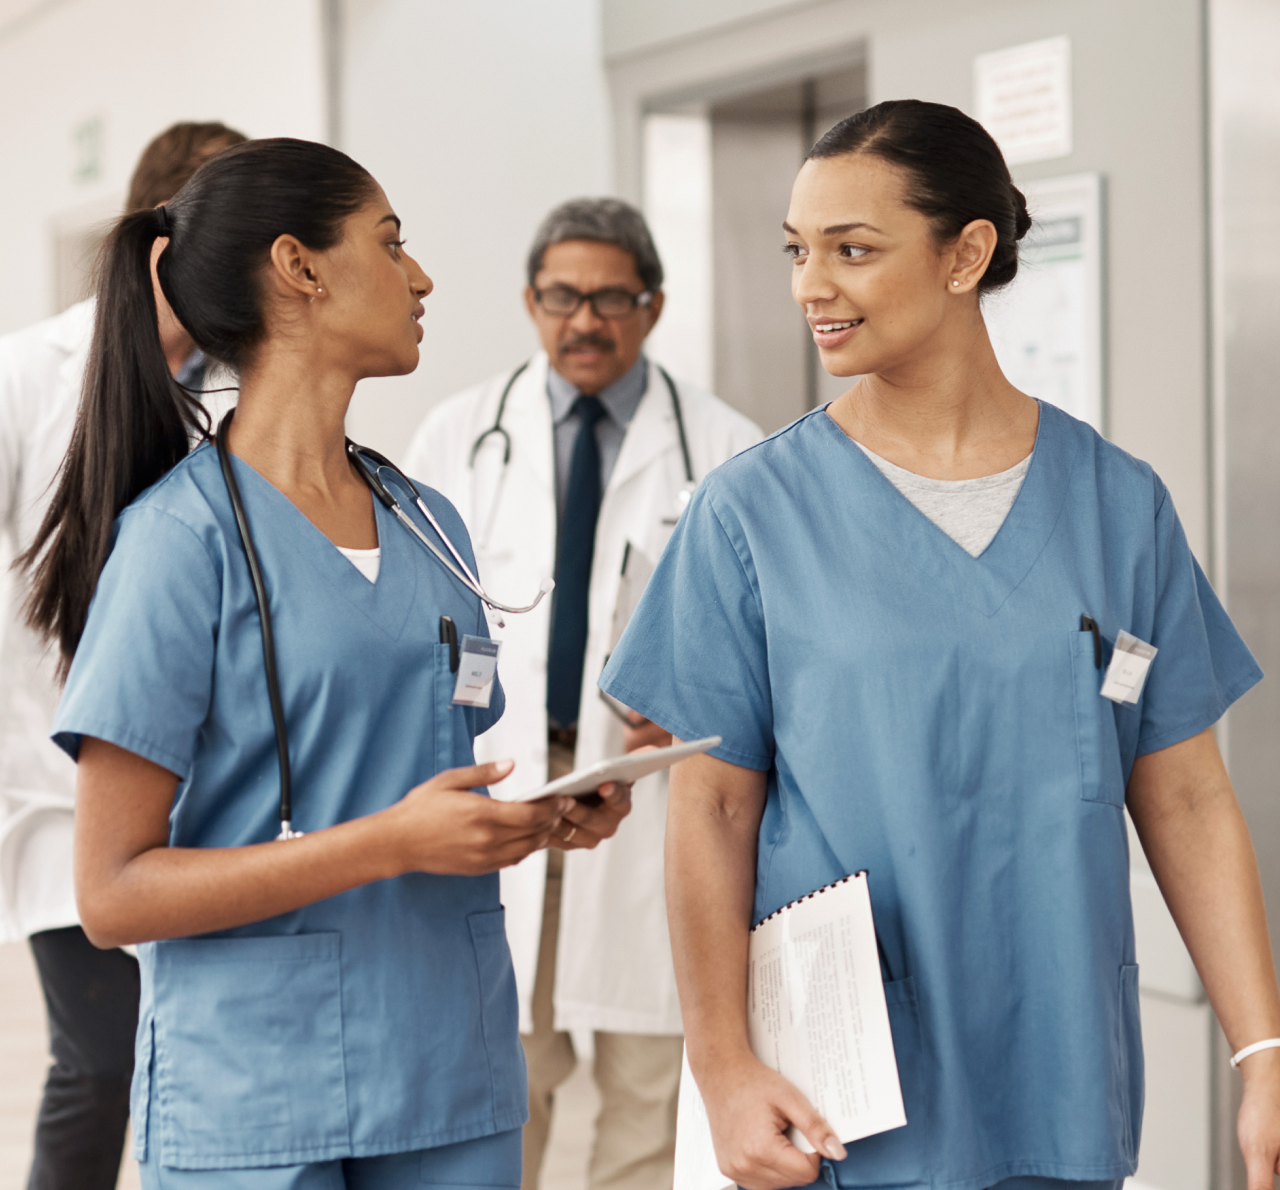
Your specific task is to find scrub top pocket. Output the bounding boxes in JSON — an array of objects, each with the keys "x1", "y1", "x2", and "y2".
[
  {"x1": 1070, "y1": 632, "x2": 1127, "y2": 807},
  {"x1": 831, "y1": 977, "x2": 930, "y2": 1187},
  {"x1": 152, "y1": 931, "x2": 349, "y2": 1169}
]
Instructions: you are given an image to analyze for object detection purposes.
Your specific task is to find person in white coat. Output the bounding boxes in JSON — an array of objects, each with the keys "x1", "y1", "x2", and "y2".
[
  {"x1": 405, "y1": 198, "x2": 761, "y2": 1190},
  {"x1": 0, "y1": 121, "x2": 244, "y2": 1190}
]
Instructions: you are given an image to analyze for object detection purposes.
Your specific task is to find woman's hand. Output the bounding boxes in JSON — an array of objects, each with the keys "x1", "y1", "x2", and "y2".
[
  {"x1": 549, "y1": 780, "x2": 633, "y2": 850},
  {"x1": 699, "y1": 1053, "x2": 846, "y2": 1190},
  {"x1": 388, "y1": 760, "x2": 575, "y2": 875},
  {"x1": 1237, "y1": 1049, "x2": 1280, "y2": 1190},
  {"x1": 1128, "y1": 730, "x2": 1280, "y2": 1185}
]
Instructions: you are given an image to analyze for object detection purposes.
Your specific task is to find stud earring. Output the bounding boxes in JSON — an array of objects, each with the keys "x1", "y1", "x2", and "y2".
[
  {"x1": 952, "y1": 280, "x2": 960, "y2": 288},
  {"x1": 317, "y1": 287, "x2": 324, "y2": 295}
]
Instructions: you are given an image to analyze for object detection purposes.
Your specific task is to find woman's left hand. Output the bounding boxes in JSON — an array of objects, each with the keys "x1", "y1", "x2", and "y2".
[
  {"x1": 549, "y1": 781, "x2": 633, "y2": 850},
  {"x1": 1237, "y1": 1050, "x2": 1280, "y2": 1189}
]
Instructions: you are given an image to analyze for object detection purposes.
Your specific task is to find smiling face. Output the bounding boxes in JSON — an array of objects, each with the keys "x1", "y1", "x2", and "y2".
[
  {"x1": 304, "y1": 186, "x2": 432, "y2": 379},
  {"x1": 785, "y1": 153, "x2": 988, "y2": 381},
  {"x1": 525, "y1": 240, "x2": 663, "y2": 394}
]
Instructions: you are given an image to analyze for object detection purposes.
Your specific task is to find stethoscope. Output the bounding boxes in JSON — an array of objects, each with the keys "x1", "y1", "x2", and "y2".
[
  {"x1": 467, "y1": 360, "x2": 696, "y2": 548},
  {"x1": 214, "y1": 408, "x2": 552, "y2": 840}
]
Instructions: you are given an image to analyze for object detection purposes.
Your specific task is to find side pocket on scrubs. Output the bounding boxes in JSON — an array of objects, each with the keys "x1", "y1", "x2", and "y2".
[
  {"x1": 467, "y1": 909, "x2": 527, "y2": 1124},
  {"x1": 832, "y1": 977, "x2": 930, "y2": 1188},
  {"x1": 1070, "y1": 632, "x2": 1127, "y2": 806},
  {"x1": 130, "y1": 1012, "x2": 154, "y2": 1161},
  {"x1": 1116, "y1": 965, "x2": 1144, "y2": 1164},
  {"x1": 152, "y1": 931, "x2": 349, "y2": 1169}
]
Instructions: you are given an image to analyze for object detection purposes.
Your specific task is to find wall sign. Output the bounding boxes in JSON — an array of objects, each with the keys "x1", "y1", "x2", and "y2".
[
  {"x1": 983, "y1": 173, "x2": 1105, "y2": 432},
  {"x1": 975, "y1": 36, "x2": 1072, "y2": 165}
]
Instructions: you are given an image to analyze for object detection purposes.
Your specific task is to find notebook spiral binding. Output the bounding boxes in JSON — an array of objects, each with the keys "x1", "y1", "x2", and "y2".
[{"x1": 750, "y1": 870, "x2": 869, "y2": 933}]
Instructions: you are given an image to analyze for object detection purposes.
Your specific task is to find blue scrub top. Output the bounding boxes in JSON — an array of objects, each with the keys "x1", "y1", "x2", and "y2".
[
  {"x1": 600, "y1": 403, "x2": 1261, "y2": 1189},
  {"x1": 53, "y1": 444, "x2": 524, "y2": 1172}
]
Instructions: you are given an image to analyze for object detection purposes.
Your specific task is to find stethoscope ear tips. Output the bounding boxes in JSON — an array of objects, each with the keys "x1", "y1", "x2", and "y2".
[{"x1": 539, "y1": 577, "x2": 556, "y2": 595}]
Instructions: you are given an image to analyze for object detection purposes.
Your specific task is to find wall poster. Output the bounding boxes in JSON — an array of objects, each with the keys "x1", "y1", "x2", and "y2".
[{"x1": 983, "y1": 172, "x2": 1105, "y2": 432}]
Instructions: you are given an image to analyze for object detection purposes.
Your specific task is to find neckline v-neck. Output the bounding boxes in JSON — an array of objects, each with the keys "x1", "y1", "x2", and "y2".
[
  {"x1": 220, "y1": 451, "x2": 418, "y2": 639},
  {"x1": 814, "y1": 401, "x2": 1081, "y2": 618}
]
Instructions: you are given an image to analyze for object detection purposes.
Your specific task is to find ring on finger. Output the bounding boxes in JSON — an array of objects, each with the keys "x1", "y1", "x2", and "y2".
[{"x1": 563, "y1": 825, "x2": 577, "y2": 843}]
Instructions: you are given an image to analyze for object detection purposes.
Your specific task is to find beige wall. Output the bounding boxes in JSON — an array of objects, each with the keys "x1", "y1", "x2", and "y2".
[{"x1": 0, "y1": 0, "x2": 328, "y2": 336}]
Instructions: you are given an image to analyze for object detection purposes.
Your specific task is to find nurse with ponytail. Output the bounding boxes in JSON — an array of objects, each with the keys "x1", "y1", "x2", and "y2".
[{"x1": 23, "y1": 137, "x2": 632, "y2": 1188}]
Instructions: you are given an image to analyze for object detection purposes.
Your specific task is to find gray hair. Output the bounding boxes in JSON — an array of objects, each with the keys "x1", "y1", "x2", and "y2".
[{"x1": 526, "y1": 198, "x2": 664, "y2": 293}]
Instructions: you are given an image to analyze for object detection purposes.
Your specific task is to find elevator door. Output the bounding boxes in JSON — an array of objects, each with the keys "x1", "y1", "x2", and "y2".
[{"x1": 643, "y1": 61, "x2": 866, "y2": 434}]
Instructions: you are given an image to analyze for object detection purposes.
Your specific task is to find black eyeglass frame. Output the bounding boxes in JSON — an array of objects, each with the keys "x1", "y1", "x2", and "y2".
[{"x1": 532, "y1": 285, "x2": 655, "y2": 319}]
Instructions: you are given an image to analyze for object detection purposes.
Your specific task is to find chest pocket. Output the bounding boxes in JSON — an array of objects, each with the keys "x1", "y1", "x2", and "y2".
[{"x1": 1070, "y1": 632, "x2": 1127, "y2": 806}]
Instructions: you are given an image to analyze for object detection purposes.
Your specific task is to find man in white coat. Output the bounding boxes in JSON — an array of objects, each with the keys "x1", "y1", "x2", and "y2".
[
  {"x1": 405, "y1": 199, "x2": 761, "y2": 1190},
  {"x1": 0, "y1": 121, "x2": 244, "y2": 1190}
]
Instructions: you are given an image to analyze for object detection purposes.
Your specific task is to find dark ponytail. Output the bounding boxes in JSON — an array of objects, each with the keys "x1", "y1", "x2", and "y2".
[
  {"x1": 808, "y1": 99, "x2": 1031, "y2": 292},
  {"x1": 21, "y1": 138, "x2": 376, "y2": 676}
]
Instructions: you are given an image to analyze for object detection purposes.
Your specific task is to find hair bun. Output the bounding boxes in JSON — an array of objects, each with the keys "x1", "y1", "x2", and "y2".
[{"x1": 1011, "y1": 185, "x2": 1031, "y2": 241}]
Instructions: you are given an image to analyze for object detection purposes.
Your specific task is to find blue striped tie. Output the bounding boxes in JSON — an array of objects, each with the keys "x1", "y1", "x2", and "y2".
[{"x1": 547, "y1": 395, "x2": 606, "y2": 728}]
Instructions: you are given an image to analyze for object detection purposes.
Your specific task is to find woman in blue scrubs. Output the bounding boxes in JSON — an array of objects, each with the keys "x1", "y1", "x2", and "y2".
[
  {"x1": 20, "y1": 138, "x2": 632, "y2": 1188},
  {"x1": 601, "y1": 101, "x2": 1280, "y2": 1189}
]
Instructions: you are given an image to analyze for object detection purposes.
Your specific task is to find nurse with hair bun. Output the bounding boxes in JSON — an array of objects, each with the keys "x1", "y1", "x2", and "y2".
[{"x1": 602, "y1": 100, "x2": 1280, "y2": 1190}]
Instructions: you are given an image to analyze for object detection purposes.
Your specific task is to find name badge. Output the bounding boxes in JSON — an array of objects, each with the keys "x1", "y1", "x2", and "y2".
[
  {"x1": 1100, "y1": 629, "x2": 1157, "y2": 705},
  {"x1": 452, "y1": 636, "x2": 500, "y2": 708}
]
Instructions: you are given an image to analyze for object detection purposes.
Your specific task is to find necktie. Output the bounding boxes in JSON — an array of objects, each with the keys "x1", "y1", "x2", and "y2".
[{"x1": 547, "y1": 395, "x2": 607, "y2": 728}]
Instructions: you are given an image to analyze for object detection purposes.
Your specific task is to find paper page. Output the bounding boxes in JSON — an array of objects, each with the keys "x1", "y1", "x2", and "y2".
[
  {"x1": 673, "y1": 874, "x2": 905, "y2": 1190},
  {"x1": 674, "y1": 1048, "x2": 733, "y2": 1190},
  {"x1": 748, "y1": 873, "x2": 905, "y2": 1149}
]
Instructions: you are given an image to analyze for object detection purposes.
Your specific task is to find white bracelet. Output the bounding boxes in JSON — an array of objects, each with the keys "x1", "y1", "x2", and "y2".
[{"x1": 1230, "y1": 1038, "x2": 1280, "y2": 1068}]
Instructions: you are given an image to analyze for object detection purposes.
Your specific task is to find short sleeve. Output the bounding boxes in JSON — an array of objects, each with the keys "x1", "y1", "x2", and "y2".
[
  {"x1": 599, "y1": 484, "x2": 773, "y2": 770},
  {"x1": 52, "y1": 506, "x2": 220, "y2": 776},
  {"x1": 1136, "y1": 484, "x2": 1262, "y2": 755}
]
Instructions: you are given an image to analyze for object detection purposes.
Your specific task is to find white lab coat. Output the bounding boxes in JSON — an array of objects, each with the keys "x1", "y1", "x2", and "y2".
[
  {"x1": 405, "y1": 352, "x2": 761, "y2": 1035},
  {"x1": 0, "y1": 299, "x2": 236, "y2": 943}
]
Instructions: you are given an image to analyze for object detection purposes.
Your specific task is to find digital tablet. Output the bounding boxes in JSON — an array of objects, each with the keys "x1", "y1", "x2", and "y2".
[{"x1": 514, "y1": 736, "x2": 722, "y2": 801}]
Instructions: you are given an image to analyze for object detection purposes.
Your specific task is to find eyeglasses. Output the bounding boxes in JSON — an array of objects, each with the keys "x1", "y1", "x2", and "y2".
[{"x1": 533, "y1": 285, "x2": 654, "y2": 319}]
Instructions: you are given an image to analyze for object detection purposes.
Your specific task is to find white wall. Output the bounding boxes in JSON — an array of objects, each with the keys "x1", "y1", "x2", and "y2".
[
  {"x1": 339, "y1": 0, "x2": 612, "y2": 461},
  {"x1": 0, "y1": 0, "x2": 328, "y2": 336}
]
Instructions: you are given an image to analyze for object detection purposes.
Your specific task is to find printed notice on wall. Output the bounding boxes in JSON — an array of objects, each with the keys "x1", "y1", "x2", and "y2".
[
  {"x1": 983, "y1": 173, "x2": 1104, "y2": 431},
  {"x1": 975, "y1": 36, "x2": 1072, "y2": 165}
]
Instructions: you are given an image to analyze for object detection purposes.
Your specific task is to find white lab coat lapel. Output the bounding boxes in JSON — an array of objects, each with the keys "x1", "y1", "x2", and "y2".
[
  {"x1": 406, "y1": 355, "x2": 762, "y2": 1036},
  {"x1": 551, "y1": 367, "x2": 694, "y2": 1035}
]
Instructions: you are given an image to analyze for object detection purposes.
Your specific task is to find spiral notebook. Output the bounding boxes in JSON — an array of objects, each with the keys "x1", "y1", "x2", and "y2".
[{"x1": 674, "y1": 873, "x2": 906, "y2": 1190}]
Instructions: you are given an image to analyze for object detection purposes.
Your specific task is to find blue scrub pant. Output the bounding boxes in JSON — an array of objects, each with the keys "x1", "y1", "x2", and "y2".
[{"x1": 138, "y1": 1128, "x2": 522, "y2": 1189}]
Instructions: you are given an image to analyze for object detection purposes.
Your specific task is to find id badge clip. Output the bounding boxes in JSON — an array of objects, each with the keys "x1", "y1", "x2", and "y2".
[
  {"x1": 1100, "y1": 628, "x2": 1157, "y2": 705},
  {"x1": 452, "y1": 635, "x2": 501, "y2": 708}
]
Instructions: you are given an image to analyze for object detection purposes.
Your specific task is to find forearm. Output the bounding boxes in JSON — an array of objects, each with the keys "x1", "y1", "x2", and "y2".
[
  {"x1": 78, "y1": 808, "x2": 401, "y2": 947},
  {"x1": 1128, "y1": 730, "x2": 1280, "y2": 1052},
  {"x1": 666, "y1": 751, "x2": 766, "y2": 1079}
]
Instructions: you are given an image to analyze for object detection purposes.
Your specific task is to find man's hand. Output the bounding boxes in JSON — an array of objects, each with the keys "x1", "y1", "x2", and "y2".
[{"x1": 623, "y1": 709, "x2": 672, "y2": 753}]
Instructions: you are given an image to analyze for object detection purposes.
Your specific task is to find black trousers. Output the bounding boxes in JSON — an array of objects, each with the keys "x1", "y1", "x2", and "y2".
[{"x1": 26, "y1": 925, "x2": 140, "y2": 1190}]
